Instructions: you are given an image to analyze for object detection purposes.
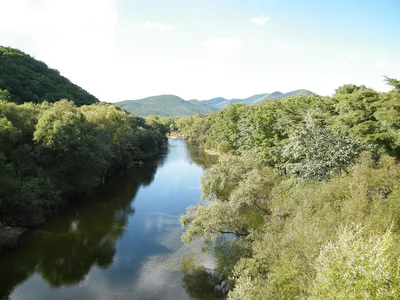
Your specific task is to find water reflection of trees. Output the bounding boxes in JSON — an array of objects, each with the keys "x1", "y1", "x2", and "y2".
[
  {"x1": 181, "y1": 256, "x2": 223, "y2": 300},
  {"x1": 0, "y1": 155, "x2": 163, "y2": 299},
  {"x1": 186, "y1": 144, "x2": 219, "y2": 170}
]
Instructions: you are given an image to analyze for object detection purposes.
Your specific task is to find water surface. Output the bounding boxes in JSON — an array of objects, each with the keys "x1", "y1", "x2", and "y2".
[{"x1": 0, "y1": 139, "x2": 218, "y2": 300}]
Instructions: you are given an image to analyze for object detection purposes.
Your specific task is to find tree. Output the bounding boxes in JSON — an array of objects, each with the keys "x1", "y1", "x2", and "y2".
[
  {"x1": 385, "y1": 76, "x2": 400, "y2": 90},
  {"x1": 310, "y1": 225, "x2": 400, "y2": 299},
  {"x1": 0, "y1": 89, "x2": 10, "y2": 101},
  {"x1": 281, "y1": 115, "x2": 363, "y2": 180},
  {"x1": 334, "y1": 84, "x2": 367, "y2": 95},
  {"x1": 0, "y1": 99, "x2": 166, "y2": 230}
]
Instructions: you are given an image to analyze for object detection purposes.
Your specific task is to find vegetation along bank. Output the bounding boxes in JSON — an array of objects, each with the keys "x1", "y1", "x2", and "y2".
[
  {"x1": 174, "y1": 78, "x2": 400, "y2": 299},
  {"x1": 0, "y1": 46, "x2": 168, "y2": 252}
]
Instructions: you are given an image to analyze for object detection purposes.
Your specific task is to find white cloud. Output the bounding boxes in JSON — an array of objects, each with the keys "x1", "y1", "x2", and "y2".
[
  {"x1": 376, "y1": 61, "x2": 388, "y2": 68},
  {"x1": 347, "y1": 50, "x2": 361, "y2": 59},
  {"x1": 250, "y1": 15, "x2": 270, "y2": 26},
  {"x1": 203, "y1": 36, "x2": 243, "y2": 55},
  {"x1": 0, "y1": 0, "x2": 119, "y2": 100},
  {"x1": 0, "y1": 0, "x2": 118, "y2": 35},
  {"x1": 145, "y1": 21, "x2": 176, "y2": 32}
]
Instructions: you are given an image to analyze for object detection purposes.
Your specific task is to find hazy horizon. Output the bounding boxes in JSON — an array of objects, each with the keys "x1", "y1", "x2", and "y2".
[
  {"x1": 116, "y1": 89, "x2": 312, "y2": 102},
  {"x1": 0, "y1": 0, "x2": 399, "y2": 102}
]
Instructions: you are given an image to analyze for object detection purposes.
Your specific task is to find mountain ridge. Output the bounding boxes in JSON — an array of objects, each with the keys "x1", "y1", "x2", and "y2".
[
  {"x1": 115, "y1": 89, "x2": 315, "y2": 117},
  {"x1": 0, "y1": 46, "x2": 98, "y2": 106},
  {"x1": 116, "y1": 94, "x2": 217, "y2": 117}
]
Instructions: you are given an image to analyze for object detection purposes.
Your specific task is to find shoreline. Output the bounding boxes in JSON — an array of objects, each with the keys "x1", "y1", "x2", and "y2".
[
  {"x1": 168, "y1": 135, "x2": 220, "y2": 156},
  {"x1": 0, "y1": 147, "x2": 167, "y2": 255}
]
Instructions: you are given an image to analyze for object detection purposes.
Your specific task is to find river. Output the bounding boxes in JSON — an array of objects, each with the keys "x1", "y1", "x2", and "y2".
[{"x1": 0, "y1": 139, "x2": 219, "y2": 300}]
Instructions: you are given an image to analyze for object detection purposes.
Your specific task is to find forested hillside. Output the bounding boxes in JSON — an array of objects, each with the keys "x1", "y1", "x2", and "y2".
[
  {"x1": 0, "y1": 46, "x2": 98, "y2": 106},
  {"x1": 176, "y1": 79, "x2": 400, "y2": 299},
  {"x1": 213, "y1": 89, "x2": 314, "y2": 110},
  {"x1": 115, "y1": 95, "x2": 217, "y2": 117},
  {"x1": 115, "y1": 90, "x2": 315, "y2": 117}
]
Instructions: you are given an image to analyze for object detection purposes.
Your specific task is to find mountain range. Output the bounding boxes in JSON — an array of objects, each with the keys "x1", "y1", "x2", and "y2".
[
  {"x1": 115, "y1": 89, "x2": 314, "y2": 117},
  {"x1": 0, "y1": 45, "x2": 314, "y2": 117}
]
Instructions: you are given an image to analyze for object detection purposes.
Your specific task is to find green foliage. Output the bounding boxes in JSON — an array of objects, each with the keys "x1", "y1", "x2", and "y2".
[
  {"x1": 385, "y1": 76, "x2": 400, "y2": 90},
  {"x1": 0, "y1": 46, "x2": 98, "y2": 105},
  {"x1": 281, "y1": 115, "x2": 363, "y2": 180},
  {"x1": 310, "y1": 225, "x2": 400, "y2": 299},
  {"x1": 181, "y1": 153, "x2": 400, "y2": 298},
  {"x1": 214, "y1": 89, "x2": 314, "y2": 110},
  {"x1": 0, "y1": 89, "x2": 11, "y2": 101},
  {"x1": 334, "y1": 84, "x2": 367, "y2": 95},
  {"x1": 179, "y1": 78, "x2": 400, "y2": 299},
  {"x1": 0, "y1": 100, "x2": 166, "y2": 229},
  {"x1": 174, "y1": 79, "x2": 400, "y2": 169}
]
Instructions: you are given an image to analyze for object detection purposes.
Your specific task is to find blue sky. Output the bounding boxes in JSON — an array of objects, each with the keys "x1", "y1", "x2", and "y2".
[{"x1": 0, "y1": 0, "x2": 399, "y2": 101}]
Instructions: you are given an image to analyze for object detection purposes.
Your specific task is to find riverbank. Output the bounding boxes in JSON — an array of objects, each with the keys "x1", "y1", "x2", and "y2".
[
  {"x1": 0, "y1": 139, "x2": 220, "y2": 300},
  {"x1": 168, "y1": 133, "x2": 188, "y2": 140},
  {"x1": 168, "y1": 133, "x2": 221, "y2": 156},
  {"x1": 203, "y1": 148, "x2": 220, "y2": 155},
  {"x1": 0, "y1": 144, "x2": 168, "y2": 255}
]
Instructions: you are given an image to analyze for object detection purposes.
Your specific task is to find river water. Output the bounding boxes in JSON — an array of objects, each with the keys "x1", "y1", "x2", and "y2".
[{"x1": 0, "y1": 139, "x2": 218, "y2": 300}]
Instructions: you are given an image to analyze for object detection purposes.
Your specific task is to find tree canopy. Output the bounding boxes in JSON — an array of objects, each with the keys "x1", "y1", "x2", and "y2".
[
  {"x1": 177, "y1": 79, "x2": 400, "y2": 299},
  {"x1": 0, "y1": 100, "x2": 167, "y2": 230}
]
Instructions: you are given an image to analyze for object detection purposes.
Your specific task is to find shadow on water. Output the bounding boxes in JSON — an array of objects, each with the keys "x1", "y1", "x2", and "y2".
[
  {"x1": 0, "y1": 140, "x2": 220, "y2": 300},
  {"x1": 186, "y1": 144, "x2": 219, "y2": 170},
  {"x1": 0, "y1": 153, "x2": 166, "y2": 300}
]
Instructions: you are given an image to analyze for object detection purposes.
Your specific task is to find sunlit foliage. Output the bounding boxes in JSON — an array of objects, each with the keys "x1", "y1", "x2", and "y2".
[
  {"x1": 180, "y1": 79, "x2": 400, "y2": 298},
  {"x1": 0, "y1": 100, "x2": 166, "y2": 229}
]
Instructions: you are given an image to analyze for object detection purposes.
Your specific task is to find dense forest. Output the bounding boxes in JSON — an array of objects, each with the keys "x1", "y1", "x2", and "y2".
[
  {"x1": 1, "y1": 42, "x2": 399, "y2": 298},
  {"x1": 176, "y1": 78, "x2": 400, "y2": 299},
  {"x1": 0, "y1": 97, "x2": 167, "y2": 252},
  {"x1": 0, "y1": 46, "x2": 98, "y2": 106},
  {"x1": 0, "y1": 45, "x2": 169, "y2": 252}
]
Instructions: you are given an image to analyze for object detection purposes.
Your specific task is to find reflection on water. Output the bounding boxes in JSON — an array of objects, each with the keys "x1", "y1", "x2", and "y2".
[{"x1": 0, "y1": 139, "x2": 218, "y2": 300}]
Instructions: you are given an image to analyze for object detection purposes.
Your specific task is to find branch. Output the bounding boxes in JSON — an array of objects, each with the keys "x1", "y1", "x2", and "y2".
[
  {"x1": 213, "y1": 229, "x2": 250, "y2": 237},
  {"x1": 252, "y1": 194, "x2": 271, "y2": 215}
]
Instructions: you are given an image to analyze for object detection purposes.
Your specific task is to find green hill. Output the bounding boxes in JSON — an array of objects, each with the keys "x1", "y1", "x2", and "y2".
[
  {"x1": 187, "y1": 100, "x2": 218, "y2": 113},
  {"x1": 0, "y1": 46, "x2": 98, "y2": 106},
  {"x1": 214, "y1": 90, "x2": 314, "y2": 110},
  {"x1": 273, "y1": 89, "x2": 313, "y2": 99},
  {"x1": 117, "y1": 90, "x2": 316, "y2": 117},
  {"x1": 202, "y1": 97, "x2": 227, "y2": 106},
  {"x1": 115, "y1": 95, "x2": 216, "y2": 117}
]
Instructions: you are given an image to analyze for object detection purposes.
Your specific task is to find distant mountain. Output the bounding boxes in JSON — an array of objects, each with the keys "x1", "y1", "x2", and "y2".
[
  {"x1": 241, "y1": 93, "x2": 270, "y2": 104},
  {"x1": 0, "y1": 46, "x2": 98, "y2": 106},
  {"x1": 251, "y1": 93, "x2": 280, "y2": 104},
  {"x1": 213, "y1": 90, "x2": 314, "y2": 110},
  {"x1": 215, "y1": 93, "x2": 271, "y2": 109},
  {"x1": 269, "y1": 91, "x2": 284, "y2": 97},
  {"x1": 187, "y1": 100, "x2": 218, "y2": 113},
  {"x1": 115, "y1": 95, "x2": 217, "y2": 117},
  {"x1": 202, "y1": 97, "x2": 227, "y2": 106},
  {"x1": 115, "y1": 89, "x2": 316, "y2": 117},
  {"x1": 273, "y1": 89, "x2": 313, "y2": 99}
]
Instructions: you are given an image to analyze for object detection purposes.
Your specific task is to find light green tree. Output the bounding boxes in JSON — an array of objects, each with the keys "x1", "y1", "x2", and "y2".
[{"x1": 310, "y1": 225, "x2": 400, "y2": 299}]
